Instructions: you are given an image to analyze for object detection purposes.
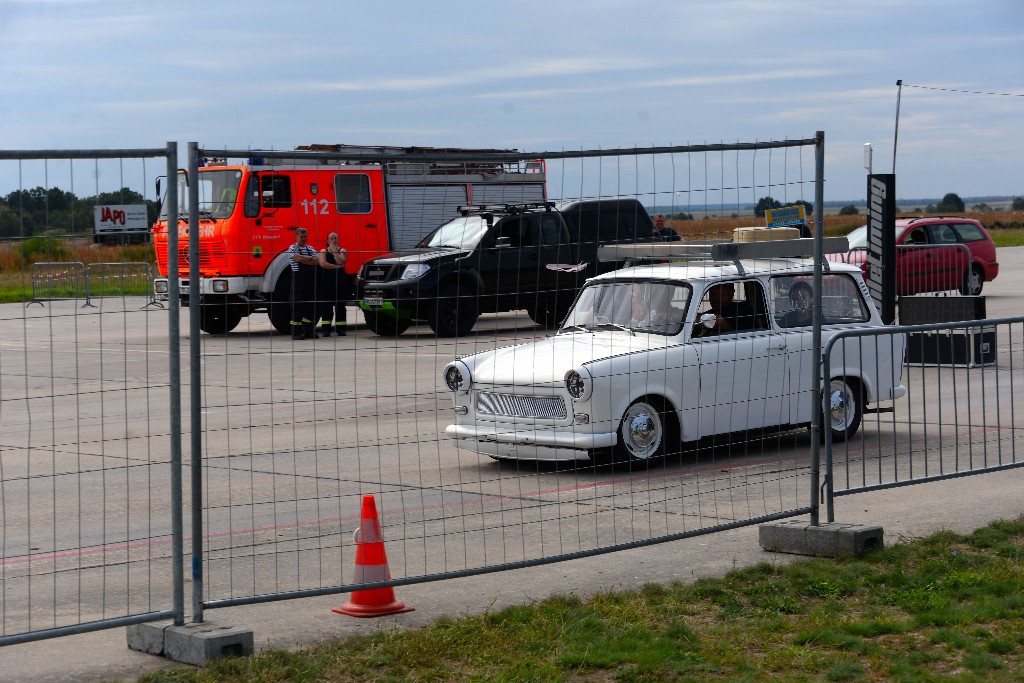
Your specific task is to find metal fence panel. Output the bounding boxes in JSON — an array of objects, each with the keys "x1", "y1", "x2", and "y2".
[
  {"x1": 0, "y1": 146, "x2": 180, "y2": 646},
  {"x1": 823, "y1": 317, "x2": 1024, "y2": 521}
]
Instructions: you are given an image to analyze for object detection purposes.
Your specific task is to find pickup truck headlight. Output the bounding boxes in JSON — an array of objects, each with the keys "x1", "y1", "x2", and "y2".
[
  {"x1": 444, "y1": 360, "x2": 472, "y2": 393},
  {"x1": 564, "y1": 367, "x2": 592, "y2": 401},
  {"x1": 401, "y1": 263, "x2": 430, "y2": 280}
]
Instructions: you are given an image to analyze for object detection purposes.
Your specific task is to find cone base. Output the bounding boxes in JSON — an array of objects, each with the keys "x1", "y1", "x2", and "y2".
[{"x1": 333, "y1": 597, "x2": 414, "y2": 618}]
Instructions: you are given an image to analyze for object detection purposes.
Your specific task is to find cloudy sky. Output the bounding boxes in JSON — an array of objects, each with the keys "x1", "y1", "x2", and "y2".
[{"x1": 1, "y1": 0, "x2": 1022, "y2": 202}]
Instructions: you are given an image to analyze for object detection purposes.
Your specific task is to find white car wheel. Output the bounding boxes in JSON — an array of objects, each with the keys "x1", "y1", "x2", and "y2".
[
  {"x1": 616, "y1": 400, "x2": 664, "y2": 461},
  {"x1": 827, "y1": 378, "x2": 862, "y2": 443}
]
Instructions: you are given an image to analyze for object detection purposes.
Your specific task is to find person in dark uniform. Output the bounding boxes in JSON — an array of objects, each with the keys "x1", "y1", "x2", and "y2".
[
  {"x1": 317, "y1": 231, "x2": 351, "y2": 336},
  {"x1": 288, "y1": 228, "x2": 320, "y2": 340}
]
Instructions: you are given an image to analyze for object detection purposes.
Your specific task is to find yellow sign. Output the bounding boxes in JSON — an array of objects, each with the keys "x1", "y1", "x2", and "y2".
[
  {"x1": 765, "y1": 205, "x2": 806, "y2": 228},
  {"x1": 252, "y1": 246, "x2": 262, "y2": 257}
]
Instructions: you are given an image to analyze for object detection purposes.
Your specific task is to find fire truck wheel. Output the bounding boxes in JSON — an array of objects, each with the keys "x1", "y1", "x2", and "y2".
[
  {"x1": 200, "y1": 305, "x2": 243, "y2": 335},
  {"x1": 362, "y1": 310, "x2": 411, "y2": 336},
  {"x1": 268, "y1": 272, "x2": 293, "y2": 334},
  {"x1": 430, "y1": 283, "x2": 478, "y2": 337}
]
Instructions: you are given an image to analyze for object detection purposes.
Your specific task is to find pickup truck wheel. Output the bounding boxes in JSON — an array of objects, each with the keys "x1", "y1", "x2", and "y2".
[
  {"x1": 268, "y1": 272, "x2": 293, "y2": 335},
  {"x1": 527, "y1": 297, "x2": 572, "y2": 329},
  {"x1": 959, "y1": 264, "x2": 984, "y2": 295},
  {"x1": 826, "y1": 378, "x2": 862, "y2": 443},
  {"x1": 362, "y1": 310, "x2": 411, "y2": 336},
  {"x1": 430, "y1": 283, "x2": 478, "y2": 337},
  {"x1": 200, "y1": 304, "x2": 243, "y2": 335}
]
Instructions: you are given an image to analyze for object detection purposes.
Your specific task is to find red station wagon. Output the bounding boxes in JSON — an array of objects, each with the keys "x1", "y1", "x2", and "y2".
[{"x1": 843, "y1": 217, "x2": 999, "y2": 295}]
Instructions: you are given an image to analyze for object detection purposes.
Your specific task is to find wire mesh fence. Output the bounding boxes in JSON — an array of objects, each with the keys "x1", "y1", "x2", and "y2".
[{"x1": 6, "y1": 138, "x2": 1020, "y2": 652}]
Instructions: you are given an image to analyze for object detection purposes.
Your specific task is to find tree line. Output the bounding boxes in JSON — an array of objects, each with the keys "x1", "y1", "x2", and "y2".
[{"x1": 0, "y1": 187, "x2": 160, "y2": 239}]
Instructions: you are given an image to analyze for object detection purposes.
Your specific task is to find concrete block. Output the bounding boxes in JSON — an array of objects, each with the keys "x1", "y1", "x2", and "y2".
[
  {"x1": 126, "y1": 620, "x2": 254, "y2": 666},
  {"x1": 759, "y1": 520, "x2": 883, "y2": 558},
  {"x1": 164, "y1": 621, "x2": 254, "y2": 666},
  {"x1": 126, "y1": 620, "x2": 171, "y2": 655}
]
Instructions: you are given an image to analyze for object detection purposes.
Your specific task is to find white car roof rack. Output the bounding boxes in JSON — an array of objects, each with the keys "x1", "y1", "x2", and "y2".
[{"x1": 597, "y1": 236, "x2": 850, "y2": 275}]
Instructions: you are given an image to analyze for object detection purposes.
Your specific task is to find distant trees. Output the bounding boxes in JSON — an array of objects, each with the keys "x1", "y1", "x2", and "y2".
[
  {"x1": 0, "y1": 187, "x2": 157, "y2": 239},
  {"x1": 754, "y1": 196, "x2": 782, "y2": 217},
  {"x1": 753, "y1": 196, "x2": 813, "y2": 219},
  {"x1": 936, "y1": 192, "x2": 965, "y2": 213},
  {"x1": 838, "y1": 204, "x2": 860, "y2": 216},
  {"x1": 1013, "y1": 197, "x2": 1024, "y2": 211}
]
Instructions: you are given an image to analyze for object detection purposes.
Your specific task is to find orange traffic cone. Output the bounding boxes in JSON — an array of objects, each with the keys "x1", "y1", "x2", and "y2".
[{"x1": 332, "y1": 494, "x2": 414, "y2": 618}]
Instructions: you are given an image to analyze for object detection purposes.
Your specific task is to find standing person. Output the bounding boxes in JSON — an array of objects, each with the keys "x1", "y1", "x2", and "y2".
[
  {"x1": 288, "y1": 228, "x2": 320, "y2": 340},
  {"x1": 317, "y1": 232, "x2": 350, "y2": 336},
  {"x1": 654, "y1": 213, "x2": 681, "y2": 241}
]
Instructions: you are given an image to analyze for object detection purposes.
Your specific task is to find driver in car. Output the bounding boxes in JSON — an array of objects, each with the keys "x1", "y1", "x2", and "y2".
[{"x1": 694, "y1": 283, "x2": 756, "y2": 336}]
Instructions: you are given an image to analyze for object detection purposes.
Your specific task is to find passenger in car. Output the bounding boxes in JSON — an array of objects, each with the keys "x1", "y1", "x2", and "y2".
[
  {"x1": 693, "y1": 283, "x2": 756, "y2": 336},
  {"x1": 628, "y1": 284, "x2": 683, "y2": 332},
  {"x1": 779, "y1": 280, "x2": 814, "y2": 328}
]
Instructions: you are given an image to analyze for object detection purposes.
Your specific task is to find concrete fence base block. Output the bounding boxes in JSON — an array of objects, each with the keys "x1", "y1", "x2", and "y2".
[
  {"x1": 758, "y1": 520, "x2": 884, "y2": 557},
  {"x1": 127, "y1": 620, "x2": 254, "y2": 666}
]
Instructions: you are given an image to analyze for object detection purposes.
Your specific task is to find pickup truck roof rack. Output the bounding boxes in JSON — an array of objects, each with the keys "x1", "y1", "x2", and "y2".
[
  {"x1": 597, "y1": 236, "x2": 850, "y2": 275},
  {"x1": 457, "y1": 202, "x2": 556, "y2": 216}
]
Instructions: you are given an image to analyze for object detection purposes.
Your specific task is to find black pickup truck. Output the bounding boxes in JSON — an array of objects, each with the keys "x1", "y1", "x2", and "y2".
[{"x1": 355, "y1": 199, "x2": 656, "y2": 337}]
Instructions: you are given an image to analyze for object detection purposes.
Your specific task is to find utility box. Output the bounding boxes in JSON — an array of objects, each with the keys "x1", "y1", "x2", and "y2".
[{"x1": 901, "y1": 296, "x2": 994, "y2": 368}]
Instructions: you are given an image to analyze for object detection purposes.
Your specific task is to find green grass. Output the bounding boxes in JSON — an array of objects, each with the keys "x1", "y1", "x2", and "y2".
[{"x1": 135, "y1": 518, "x2": 1024, "y2": 682}]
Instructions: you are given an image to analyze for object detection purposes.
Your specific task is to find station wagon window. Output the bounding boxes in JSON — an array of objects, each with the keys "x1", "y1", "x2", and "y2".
[
  {"x1": 334, "y1": 174, "x2": 372, "y2": 214},
  {"x1": 926, "y1": 224, "x2": 958, "y2": 245},
  {"x1": 692, "y1": 280, "x2": 769, "y2": 334},
  {"x1": 769, "y1": 274, "x2": 870, "y2": 328},
  {"x1": 953, "y1": 222, "x2": 986, "y2": 243}
]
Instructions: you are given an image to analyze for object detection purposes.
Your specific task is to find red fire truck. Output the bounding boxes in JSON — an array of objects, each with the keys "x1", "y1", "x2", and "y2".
[{"x1": 152, "y1": 144, "x2": 546, "y2": 334}]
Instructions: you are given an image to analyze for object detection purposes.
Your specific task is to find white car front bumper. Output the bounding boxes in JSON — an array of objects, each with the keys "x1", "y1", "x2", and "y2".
[{"x1": 445, "y1": 424, "x2": 617, "y2": 461}]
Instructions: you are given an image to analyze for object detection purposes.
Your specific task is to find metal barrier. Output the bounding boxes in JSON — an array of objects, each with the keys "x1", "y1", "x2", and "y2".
[
  {"x1": 27, "y1": 261, "x2": 90, "y2": 307},
  {"x1": 85, "y1": 262, "x2": 164, "y2": 309},
  {"x1": 823, "y1": 317, "x2": 1024, "y2": 522},
  {"x1": 0, "y1": 144, "x2": 181, "y2": 647}
]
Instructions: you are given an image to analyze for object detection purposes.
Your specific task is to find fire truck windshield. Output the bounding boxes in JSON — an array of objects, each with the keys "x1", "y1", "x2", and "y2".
[{"x1": 159, "y1": 169, "x2": 243, "y2": 221}]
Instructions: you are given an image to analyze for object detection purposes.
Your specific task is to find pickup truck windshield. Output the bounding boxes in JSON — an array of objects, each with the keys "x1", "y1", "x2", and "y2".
[
  {"x1": 159, "y1": 169, "x2": 243, "y2": 221},
  {"x1": 419, "y1": 216, "x2": 490, "y2": 249}
]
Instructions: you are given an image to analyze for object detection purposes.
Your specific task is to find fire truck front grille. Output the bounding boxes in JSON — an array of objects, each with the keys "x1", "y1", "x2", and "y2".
[
  {"x1": 476, "y1": 392, "x2": 567, "y2": 419},
  {"x1": 175, "y1": 243, "x2": 226, "y2": 270}
]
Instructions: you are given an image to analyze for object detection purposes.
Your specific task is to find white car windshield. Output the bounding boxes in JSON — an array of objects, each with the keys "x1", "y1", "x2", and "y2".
[
  {"x1": 561, "y1": 281, "x2": 690, "y2": 335},
  {"x1": 420, "y1": 216, "x2": 490, "y2": 248}
]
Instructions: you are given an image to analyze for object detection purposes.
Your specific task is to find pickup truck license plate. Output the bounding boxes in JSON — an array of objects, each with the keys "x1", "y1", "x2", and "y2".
[{"x1": 364, "y1": 294, "x2": 384, "y2": 307}]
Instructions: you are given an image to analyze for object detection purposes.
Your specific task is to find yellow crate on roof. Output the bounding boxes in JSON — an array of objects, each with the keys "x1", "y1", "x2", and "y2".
[{"x1": 733, "y1": 226, "x2": 801, "y2": 243}]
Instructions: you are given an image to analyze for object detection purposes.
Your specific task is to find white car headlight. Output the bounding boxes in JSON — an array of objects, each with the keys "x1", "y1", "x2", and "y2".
[
  {"x1": 401, "y1": 263, "x2": 431, "y2": 280},
  {"x1": 443, "y1": 360, "x2": 472, "y2": 393},
  {"x1": 564, "y1": 367, "x2": 592, "y2": 401}
]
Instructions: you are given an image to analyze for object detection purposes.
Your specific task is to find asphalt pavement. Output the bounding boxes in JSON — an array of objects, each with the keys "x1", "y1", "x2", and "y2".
[{"x1": 4, "y1": 246, "x2": 1024, "y2": 683}]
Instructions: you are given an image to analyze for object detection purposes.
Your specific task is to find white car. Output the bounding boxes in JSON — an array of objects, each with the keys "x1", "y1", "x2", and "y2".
[{"x1": 443, "y1": 240, "x2": 907, "y2": 466}]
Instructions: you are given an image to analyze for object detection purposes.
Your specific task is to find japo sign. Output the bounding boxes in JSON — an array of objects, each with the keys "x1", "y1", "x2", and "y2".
[
  {"x1": 93, "y1": 204, "x2": 149, "y2": 233},
  {"x1": 764, "y1": 205, "x2": 806, "y2": 228}
]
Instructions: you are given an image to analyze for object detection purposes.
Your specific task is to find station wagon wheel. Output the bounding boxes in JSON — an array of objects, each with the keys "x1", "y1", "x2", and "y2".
[
  {"x1": 826, "y1": 378, "x2": 862, "y2": 443},
  {"x1": 614, "y1": 399, "x2": 666, "y2": 463},
  {"x1": 959, "y1": 264, "x2": 984, "y2": 296}
]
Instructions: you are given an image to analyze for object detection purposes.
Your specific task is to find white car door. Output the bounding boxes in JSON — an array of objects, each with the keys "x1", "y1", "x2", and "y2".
[{"x1": 692, "y1": 281, "x2": 786, "y2": 437}]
